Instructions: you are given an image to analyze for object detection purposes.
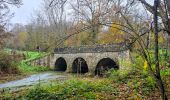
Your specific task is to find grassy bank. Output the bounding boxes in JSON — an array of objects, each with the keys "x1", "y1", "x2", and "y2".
[
  {"x1": 1, "y1": 69, "x2": 161, "y2": 99},
  {"x1": 19, "y1": 51, "x2": 50, "y2": 74},
  {"x1": 0, "y1": 50, "x2": 50, "y2": 83}
]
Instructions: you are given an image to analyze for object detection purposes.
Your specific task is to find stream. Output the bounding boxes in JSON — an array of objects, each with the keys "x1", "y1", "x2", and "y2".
[{"x1": 0, "y1": 72, "x2": 68, "y2": 91}]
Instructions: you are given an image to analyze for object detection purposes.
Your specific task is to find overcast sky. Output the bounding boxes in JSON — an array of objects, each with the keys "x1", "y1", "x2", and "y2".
[
  {"x1": 11, "y1": 0, "x2": 43, "y2": 25},
  {"x1": 10, "y1": 0, "x2": 154, "y2": 25}
]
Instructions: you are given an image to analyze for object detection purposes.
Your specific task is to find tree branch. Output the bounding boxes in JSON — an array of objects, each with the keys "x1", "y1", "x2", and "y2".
[{"x1": 138, "y1": 0, "x2": 154, "y2": 14}]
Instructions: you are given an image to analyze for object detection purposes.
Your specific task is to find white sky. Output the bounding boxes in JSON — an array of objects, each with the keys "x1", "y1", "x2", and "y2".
[
  {"x1": 10, "y1": 0, "x2": 154, "y2": 25},
  {"x1": 11, "y1": 0, "x2": 43, "y2": 25}
]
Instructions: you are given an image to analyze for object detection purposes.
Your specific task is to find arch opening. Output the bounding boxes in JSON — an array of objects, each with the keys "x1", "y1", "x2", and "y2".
[
  {"x1": 95, "y1": 58, "x2": 118, "y2": 76},
  {"x1": 72, "y1": 58, "x2": 88, "y2": 74},
  {"x1": 55, "y1": 57, "x2": 67, "y2": 71}
]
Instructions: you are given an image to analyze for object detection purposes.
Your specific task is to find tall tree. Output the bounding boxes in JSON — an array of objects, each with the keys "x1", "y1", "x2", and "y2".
[
  {"x1": 153, "y1": 0, "x2": 167, "y2": 99},
  {"x1": 43, "y1": 0, "x2": 68, "y2": 47},
  {"x1": 0, "y1": 0, "x2": 22, "y2": 26},
  {"x1": 0, "y1": 0, "x2": 22, "y2": 49},
  {"x1": 138, "y1": 0, "x2": 170, "y2": 35},
  {"x1": 114, "y1": 0, "x2": 167, "y2": 99},
  {"x1": 71, "y1": 0, "x2": 114, "y2": 44}
]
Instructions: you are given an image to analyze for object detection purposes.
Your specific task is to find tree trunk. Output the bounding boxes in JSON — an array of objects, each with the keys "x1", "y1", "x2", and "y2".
[
  {"x1": 138, "y1": 0, "x2": 170, "y2": 36},
  {"x1": 154, "y1": 0, "x2": 167, "y2": 99}
]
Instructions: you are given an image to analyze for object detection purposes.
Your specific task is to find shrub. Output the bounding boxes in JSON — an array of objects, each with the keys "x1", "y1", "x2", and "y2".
[
  {"x1": 0, "y1": 51, "x2": 20, "y2": 74},
  {"x1": 26, "y1": 87, "x2": 55, "y2": 100},
  {"x1": 107, "y1": 68, "x2": 133, "y2": 83}
]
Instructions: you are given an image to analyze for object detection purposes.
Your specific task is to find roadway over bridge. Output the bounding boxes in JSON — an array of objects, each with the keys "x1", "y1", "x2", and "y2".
[{"x1": 29, "y1": 43, "x2": 131, "y2": 75}]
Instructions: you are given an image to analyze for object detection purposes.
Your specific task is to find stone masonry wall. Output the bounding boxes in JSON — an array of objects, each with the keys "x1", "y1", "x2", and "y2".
[{"x1": 27, "y1": 43, "x2": 130, "y2": 75}]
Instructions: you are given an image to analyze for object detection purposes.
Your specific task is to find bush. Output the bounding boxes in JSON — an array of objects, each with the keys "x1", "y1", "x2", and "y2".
[
  {"x1": 0, "y1": 51, "x2": 20, "y2": 74},
  {"x1": 26, "y1": 87, "x2": 55, "y2": 100},
  {"x1": 107, "y1": 69, "x2": 131, "y2": 83}
]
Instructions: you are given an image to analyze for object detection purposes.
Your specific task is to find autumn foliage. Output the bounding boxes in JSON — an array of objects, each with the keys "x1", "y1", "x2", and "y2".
[{"x1": 98, "y1": 22, "x2": 126, "y2": 44}]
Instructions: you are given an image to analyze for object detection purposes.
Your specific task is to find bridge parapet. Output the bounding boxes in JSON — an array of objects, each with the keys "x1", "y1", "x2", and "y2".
[{"x1": 54, "y1": 43, "x2": 129, "y2": 54}]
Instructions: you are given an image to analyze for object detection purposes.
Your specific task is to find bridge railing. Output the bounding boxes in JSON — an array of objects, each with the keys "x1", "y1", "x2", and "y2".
[{"x1": 54, "y1": 42, "x2": 129, "y2": 54}]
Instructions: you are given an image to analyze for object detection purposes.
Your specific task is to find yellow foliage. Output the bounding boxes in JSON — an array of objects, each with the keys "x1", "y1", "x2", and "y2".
[
  {"x1": 98, "y1": 22, "x2": 125, "y2": 44},
  {"x1": 109, "y1": 22, "x2": 124, "y2": 35},
  {"x1": 158, "y1": 35, "x2": 164, "y2": 43},
  {"x1": 143, "y1": 60, "x2": 148, "y2": 71},
  {"x1": 150, "y1": 31, "x2": 165, "y2": 43},
  {"x1": 17, "y1": 32, "x2": 28, "y2": 47},
  {"x1": 65, "y1": 31, "x2": 90, "y2": 46}
]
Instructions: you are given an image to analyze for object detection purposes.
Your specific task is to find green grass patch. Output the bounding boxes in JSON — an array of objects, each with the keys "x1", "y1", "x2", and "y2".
[
  {"x1": 23, "y1": 51, "x2": 47, "y2": 62},
  {"x1": 4, "y1": 49, "x2": 50, "y2": 74},
  {"x1": 19, "y1": 62, "x2": 50, "y2": 74},
  {"x1": 19, "y1": 51, "x2": 50, "y2": 74}
]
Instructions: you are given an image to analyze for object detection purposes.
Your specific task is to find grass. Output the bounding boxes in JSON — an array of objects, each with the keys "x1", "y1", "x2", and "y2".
[
  {"x1": 19, "y1": 51, "x2": 50, "y2": 74},
  {"x1": 0, "y1": 69, "x2": 160, "y2": 99},
  {"x1": 0, "y1": 49, "x2": 50, "y2": 83},
  {"x1": 0, "y1": 69, "x2": 167, "y2": 99},
  {"x1": 19, "y1": 62, "x2": 50, "y2": 74},
  {"x1": 0, "y1": 77, "x2": 118, "y2": 99},
  {"x1": 4, "y1": 48, "x2": 48, "y2": 61},
  {"x1": 23, "y1": 51, "x2": 47, "y2": 61}
]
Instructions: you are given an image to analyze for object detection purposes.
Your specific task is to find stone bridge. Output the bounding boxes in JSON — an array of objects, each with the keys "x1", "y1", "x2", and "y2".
[{"x1": 29, "y1": 43, "x2": 131, "y2": 75}]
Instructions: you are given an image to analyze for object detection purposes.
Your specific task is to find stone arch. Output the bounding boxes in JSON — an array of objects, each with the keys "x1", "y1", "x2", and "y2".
[
  {"x1": 95, "y1": 58, "x2": 118, "y2": 76},
  {"x1": 55, "y1": 57, "x2": 67, "y2": 71},
  {"x1": 72, "y1": 57, "x2": 88, "y2": 74}
]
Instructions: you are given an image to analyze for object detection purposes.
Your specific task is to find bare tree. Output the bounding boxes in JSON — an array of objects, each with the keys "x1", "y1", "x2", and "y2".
[
  {"x1": 0, "y1": 0, "x2": 22, "y2": 26},
  {"x1": 24, "y1": 0, "x2": 69, "y2": 50},
  {"x1": 71, "y1": 0, "x2": 115, "y2": 44},
  {"x1": 107, "y1": 0, "x2": 167, "y2": 99},
  {"x1": 24, "y1": 11, "x2": 50, "y2": 51},
  {"x1": 0, "y1": 0, "x2": 22, "y2": 49},
  {"x1": 43, "y1": 0, "x2": 68, "y2": 47},
  {"x1": 138, "y1": 0, "x2": 170, "y2": 35},
  {"x1": 153, "y1": 0, "x2": 167, "y2": 99}
]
